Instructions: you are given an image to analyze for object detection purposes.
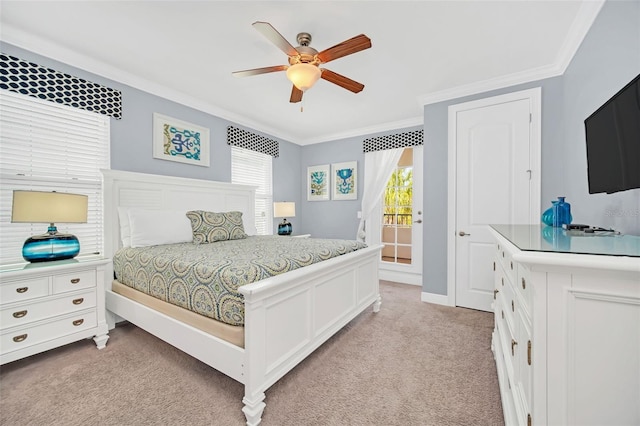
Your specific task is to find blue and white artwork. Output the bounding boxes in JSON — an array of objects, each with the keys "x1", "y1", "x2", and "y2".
[
  {"x1": 332, "y1": 161, "x2": 357, "y2": 200},
  {"x1": 307, "y1": 165, "x2": 330, "y2": 201},
  {"x1": 153, "y1": 113, "x2": 210, "y2": 167}
]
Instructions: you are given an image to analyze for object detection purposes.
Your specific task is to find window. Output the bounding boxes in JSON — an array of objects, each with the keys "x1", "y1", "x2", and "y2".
[
  {"x1": 0, "y1": 90, "x2": 110, "y2": 265},
  {"x1": 231, "y1": 146, "x2": 273, "y2": 235}
]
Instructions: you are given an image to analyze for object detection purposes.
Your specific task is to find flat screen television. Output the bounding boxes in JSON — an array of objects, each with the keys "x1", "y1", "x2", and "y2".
[{"x1": 584, "y1": 73, "x2": 640, "y2": 194}]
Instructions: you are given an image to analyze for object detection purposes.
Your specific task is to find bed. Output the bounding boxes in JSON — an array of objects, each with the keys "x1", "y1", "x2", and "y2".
[{"x1": 101, "y1": 169, "x2": 383, "y2": 425}]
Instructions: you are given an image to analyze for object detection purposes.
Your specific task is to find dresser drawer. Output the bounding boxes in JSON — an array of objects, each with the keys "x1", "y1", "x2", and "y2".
[
  {"x1": 1, "y1": 309, "x2": 97, "y2": 355},
  {"x1": 52, "y1": 270, "x2": 96, "y2": 293},
  {"x1": 0, "y1": 276, "x2": 49, "y2": 304},
  {"x1": 0, "y1": 290, "x2": 96, "y2": 330}
]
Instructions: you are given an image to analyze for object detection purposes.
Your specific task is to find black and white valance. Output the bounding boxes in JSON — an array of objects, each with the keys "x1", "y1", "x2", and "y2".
[
  {"x1": 0, "y1": 53, "x2": 122, "y2": 119},
  {"x1": 363, "y1": 129, "x2": 423, "y2": 153},
  {"x1": 227, "y1": 126, "x2": 279, "y2": 158}
]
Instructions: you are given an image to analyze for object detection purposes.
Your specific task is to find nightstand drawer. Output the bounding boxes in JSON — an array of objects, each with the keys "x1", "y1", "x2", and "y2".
[
  {"x1": 0, "y1": 276, "x2": 49, "y2": 304},
  {"x1": 1, "y1": 309, "x2": 97, "y2": 355},
  {"x1": 52, "y1": 270, "x2": 96, "y2": 293},
  {"x1": 1, "y1": 290, "x2": 96, "y2": 330}
]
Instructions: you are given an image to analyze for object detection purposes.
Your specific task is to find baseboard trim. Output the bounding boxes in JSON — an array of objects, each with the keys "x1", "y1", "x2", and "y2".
[
  {"x1": 379, "y1": 269, "x2": 421, "y2": 286},
  {"x1": 421, "y1": 291, "x2": 451, "y2": 306}
]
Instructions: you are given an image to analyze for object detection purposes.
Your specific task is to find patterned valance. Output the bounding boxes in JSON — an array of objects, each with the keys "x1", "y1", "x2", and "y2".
[
  {"x1": 363, "y1": 129, "x2": 423, "y2": 153},
  {"x1": 227, "y1": 126, "x2": 279, "y2": 157},
  {"x1": 0, "y1": 53, "x2": 122, "y2": 119}
]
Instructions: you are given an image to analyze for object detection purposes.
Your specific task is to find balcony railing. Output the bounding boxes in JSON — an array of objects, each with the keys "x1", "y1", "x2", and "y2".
[{"x1": 383, "y1": 213, "x2": 412, "y2": 226}]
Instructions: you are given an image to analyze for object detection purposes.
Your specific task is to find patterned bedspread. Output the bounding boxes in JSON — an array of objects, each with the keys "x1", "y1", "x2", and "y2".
[{"x1": 113, "y1": 236, "x2": 367, "y2": 326}]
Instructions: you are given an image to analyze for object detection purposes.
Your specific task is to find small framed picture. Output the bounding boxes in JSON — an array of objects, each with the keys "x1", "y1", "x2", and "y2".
[
  {"x1": 153, "y1": 113, "x2": 210, "y2": 167},
  {"x1": 307, "y1": 164, "x2": 330, "y2": 201},
  {"x1": 332, "y1": 161, "x2": 357, "y2": 200}
]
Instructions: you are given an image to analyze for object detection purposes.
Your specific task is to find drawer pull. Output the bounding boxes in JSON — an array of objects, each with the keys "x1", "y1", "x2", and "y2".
[
  {"x1": 522, "y1": 277, "x2": 526, "y2": 290},
  {"x1": 72, "y1": 298, "x2": 84, "y2": 305},
  {"x1": 72, "y1": 319, "x2": 84, "y2": 326},
  {"x1": 13, "y1": 334, "x2": 28, "y2": 343},
  {"x1": 511, "y1": 338, "x2": 518, "y2": 356},
  {"x1": 16, "y1": 287, "x2": 29, "y2": 293},
  {"x1": 70, "y1": 278, "x2": 81, "y2": 284},
  {"x1": 12, "y1": 310, "x2": 28, "y2": 318},
  {"x1": 502, "y1": 251, "x2": 505, "y2": 258},
  {"x1": 493, "y1": 289, "x2": 499, "y2": 299}
]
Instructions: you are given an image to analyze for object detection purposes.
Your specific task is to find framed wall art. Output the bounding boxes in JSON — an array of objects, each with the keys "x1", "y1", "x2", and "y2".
[
  {"x1": 307, "y1": 164, "x2": 330, "y2": 201},
  {"x1": 152, "y1": 113, "x2": 210, "y2": 167},
  {"x1": 332, "y1": 161, "x2": 357, "y2": 200}
]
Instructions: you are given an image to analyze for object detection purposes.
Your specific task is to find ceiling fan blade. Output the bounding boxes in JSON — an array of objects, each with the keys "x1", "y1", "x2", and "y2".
[
  {"x1": 290, "y1": 85, "x2": 303, "y2": 103},
  {"x1": 316, "y1": 34, "x2": 371, "y2": 64},
  {"x1": 232, "y1": 65, "x2": 288, "y2": 77},
  {"x1": 252, "y1": 21, "x2": 299, "y2": 57},
  {"x1": 320, "y1": 69, "x2": 365, "y2": 93}
]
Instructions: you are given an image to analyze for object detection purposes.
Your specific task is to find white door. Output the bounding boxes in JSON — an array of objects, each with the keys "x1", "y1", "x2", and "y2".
[
  {"x1": 448, "y1": 88, "x2": 541, "y2": 311},
  {"x1": 378, "y1": 146, "x2": 423, "y2": 286}
]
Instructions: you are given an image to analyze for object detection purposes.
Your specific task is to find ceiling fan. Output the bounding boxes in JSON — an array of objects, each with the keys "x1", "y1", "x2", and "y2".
[{"x1": 232, "y1": 21, "x2": 372, "y2": 103}]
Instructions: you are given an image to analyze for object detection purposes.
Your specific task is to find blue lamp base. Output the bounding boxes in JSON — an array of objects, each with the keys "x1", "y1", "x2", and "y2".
[
  {"x1": 22, "y1": 226, "x2": 80, "y2": 262},
  {"x1": 278, "y1": 219, "x2": 292, "y2": 236}
]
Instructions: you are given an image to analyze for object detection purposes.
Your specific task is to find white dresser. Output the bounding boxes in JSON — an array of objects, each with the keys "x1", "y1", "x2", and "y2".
[
  {"x1": 490, "y1": 225, "x2": 640, "y2": 426},
  {"x1": 0, "y1": 256, "x2": 110, "y2": 364}
]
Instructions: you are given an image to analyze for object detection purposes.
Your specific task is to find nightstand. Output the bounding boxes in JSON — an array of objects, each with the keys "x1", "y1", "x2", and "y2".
[{"x1": 0, "y1": 256, "x2": 110, "y2": 364}]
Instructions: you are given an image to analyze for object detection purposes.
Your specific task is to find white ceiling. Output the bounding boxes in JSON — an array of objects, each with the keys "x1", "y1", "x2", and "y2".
[{"x1": 0, "y1": 1, "x2": 603, "y2": 145}]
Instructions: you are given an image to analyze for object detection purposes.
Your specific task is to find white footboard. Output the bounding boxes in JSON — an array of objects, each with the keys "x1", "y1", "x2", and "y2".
[{"x1": 240, "y1": 244, "x2": 382, "y2": 425}]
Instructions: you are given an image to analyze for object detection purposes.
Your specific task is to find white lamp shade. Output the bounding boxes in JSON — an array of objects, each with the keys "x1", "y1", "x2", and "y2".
[
  {"x1": 273, "y1": 202, "x2": 295, "y2": 218},
  {"x1": 286, "y1": 64, "x2": 321, "y2": 91},
  {"x1": 11, "y1": 191, "x2": 88, "y2": 223}
]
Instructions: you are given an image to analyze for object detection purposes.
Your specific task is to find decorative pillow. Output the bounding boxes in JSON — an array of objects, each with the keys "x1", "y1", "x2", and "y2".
[
  {"x1": 186, "y1": 210, "x2": 247, "y2": 243},
  {"x1": 127, "y1": 209, "x2": 193, "y2": 248}
]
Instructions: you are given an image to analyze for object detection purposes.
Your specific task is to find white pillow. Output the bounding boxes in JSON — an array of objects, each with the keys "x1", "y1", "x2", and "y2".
[
  {"x1": 127, "y1": 209, "x2": 193, "y2": 248},
  {"x1": 117, "y1": 207, "x2": 132, "y2": 247}
]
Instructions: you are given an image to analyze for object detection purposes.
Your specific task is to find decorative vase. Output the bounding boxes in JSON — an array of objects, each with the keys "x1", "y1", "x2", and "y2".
[{"x1": 541, "y1": 197, "x2": 573, "y2": 228}]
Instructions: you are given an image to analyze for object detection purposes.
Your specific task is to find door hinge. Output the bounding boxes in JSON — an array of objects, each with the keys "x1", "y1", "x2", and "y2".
[
  {"x1": 528, "y1": 340, "x2": 532, "y2": 365},
  {"x1": 529, "y1": 113, "x2": 532, "y2": 123}
]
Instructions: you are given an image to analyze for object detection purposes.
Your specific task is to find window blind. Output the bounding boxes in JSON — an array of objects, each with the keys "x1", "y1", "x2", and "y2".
[
  {"x1": 231, "y1": 146, "x2": 273, "y2": 235},
  {"x1": 0, "y1": 90, "x2": 110, "y2": 265}
]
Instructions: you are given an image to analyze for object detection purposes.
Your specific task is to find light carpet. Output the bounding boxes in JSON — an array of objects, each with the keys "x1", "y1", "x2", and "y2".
[{"x1": 0, "y1": 281, "x2": 503, "y2": 425}]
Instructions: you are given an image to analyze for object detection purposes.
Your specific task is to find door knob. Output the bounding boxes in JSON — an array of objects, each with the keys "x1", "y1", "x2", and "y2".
[
  {"x1": 414, "y1": 219, "x2": 423, "y2": 223},
  {"x1": 459, "y1": 231, "x2": 471, "y2": 236}
]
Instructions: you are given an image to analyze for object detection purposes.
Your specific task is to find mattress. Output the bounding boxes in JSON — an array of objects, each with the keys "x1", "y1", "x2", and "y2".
[{"x1": 113, "y1": 236, "x2": 367, "y2": 327}]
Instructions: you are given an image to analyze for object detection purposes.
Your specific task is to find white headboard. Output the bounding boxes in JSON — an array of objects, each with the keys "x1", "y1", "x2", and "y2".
[{"x1": 101, "y1": 169, "x2": 257, "y2": 260}]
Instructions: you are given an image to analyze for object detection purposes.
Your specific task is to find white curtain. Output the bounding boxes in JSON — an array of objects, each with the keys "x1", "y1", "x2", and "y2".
[{"x1": 357, "y1": 148, "x2": 404, "y2": 242}]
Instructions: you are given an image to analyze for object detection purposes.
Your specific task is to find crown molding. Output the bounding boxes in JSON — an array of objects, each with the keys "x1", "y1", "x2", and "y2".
[
  {"x1": 298, "y1": 115, "x2": 424, "y2": 146},
  {"x1": 418, "y1": 0, "x2": 605, "y2": 106}
]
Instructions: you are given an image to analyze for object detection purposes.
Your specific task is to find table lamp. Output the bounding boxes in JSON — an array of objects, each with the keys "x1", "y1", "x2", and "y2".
[
  {"x1": 11, "y1": 190, "x2": 88, "y2": 262},
  {"x1": 273, "y1": 202, "x2": 295, "y2": 236}
]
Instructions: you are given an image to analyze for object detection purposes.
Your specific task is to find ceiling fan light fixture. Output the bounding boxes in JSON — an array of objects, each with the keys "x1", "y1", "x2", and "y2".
[{"x1": 286, "y1": 63, "x2": 321, "y2": 91}]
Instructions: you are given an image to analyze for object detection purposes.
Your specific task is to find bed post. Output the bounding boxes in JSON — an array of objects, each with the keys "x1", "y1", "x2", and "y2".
[
  {"x1": 242, "y1": 394, "x2": 266, "y2": 426},
  {"x1": 373, "y1": 294, "x2": 382, "y2": 312}
]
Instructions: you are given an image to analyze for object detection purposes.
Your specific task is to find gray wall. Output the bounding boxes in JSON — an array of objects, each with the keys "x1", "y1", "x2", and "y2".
[
  {"x1": 561, "y1": 0, "x2": 640, "y2": 235},
  {"x1": 422, "y1": 0, "x2": 640, "y2": 296},
  {"x1": 0, "y1": 42, "x2": 303, "y2": 234},
  {"x1": 298, "y1": 125, "x2": 423, "y2": 240}
]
